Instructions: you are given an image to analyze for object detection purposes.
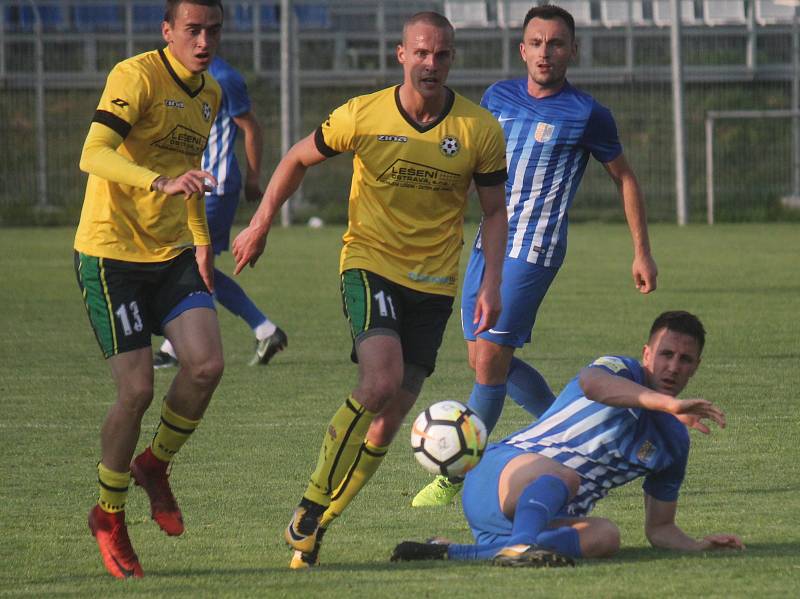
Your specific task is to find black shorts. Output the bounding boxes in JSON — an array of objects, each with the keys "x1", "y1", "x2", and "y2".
[
  {"x1": 74, "y1": 249, "x2": 213, "y2": 358},
  {"x1": 340, "y1": 269, "x2": 454, "y2": 376}
]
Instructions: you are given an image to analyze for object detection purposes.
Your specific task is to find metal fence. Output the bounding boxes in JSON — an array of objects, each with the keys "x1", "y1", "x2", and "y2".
[{"x1": 0, "y1": 0, "x2": 798, "y2": 224}]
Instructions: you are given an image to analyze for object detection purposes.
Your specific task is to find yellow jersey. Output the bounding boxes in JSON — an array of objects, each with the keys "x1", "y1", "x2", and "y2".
[
  {"x1": 74, "y1": 47, "x2": 221, "y2": 262},
  {"x1": 317, "y1": 85, "x2": 507, "y2": 296}
]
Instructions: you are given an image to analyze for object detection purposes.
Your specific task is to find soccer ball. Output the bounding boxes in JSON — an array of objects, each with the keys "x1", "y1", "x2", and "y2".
[
  {"x1": 439, "y1": 135, "x2": 460, "y2": 157},
  {"x1": 410, "y1": 400, "x2": 487, "y2": 478}
]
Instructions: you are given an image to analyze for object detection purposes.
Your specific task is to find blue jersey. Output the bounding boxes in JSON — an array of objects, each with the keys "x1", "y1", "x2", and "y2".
[
  {"x1": 202, "y1": 57, "x2": 251, "y2": 196},
  {"x1": 477, "y1": 79, "x2": 622, "y2": 268},
  {"x1": 501, "y1": 355, "x2": 689, "y2": 516}
]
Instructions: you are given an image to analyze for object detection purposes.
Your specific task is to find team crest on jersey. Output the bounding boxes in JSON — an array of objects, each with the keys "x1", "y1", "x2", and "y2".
[
  {"x1": 637, "y1": 440, "x2": 656, "y2": 462},
  {"x1": 439, "y1": 135, "x2": 460, "y2": 157},
  {"x1": 591, "y1": 356, "x2": 627, "y2": 373},
  {"x1": 534, "y1": 122, "x2": 555, "y2": 143},
  {"x1": 202, "y1": 102, "x2": 212, "y2": 122}
]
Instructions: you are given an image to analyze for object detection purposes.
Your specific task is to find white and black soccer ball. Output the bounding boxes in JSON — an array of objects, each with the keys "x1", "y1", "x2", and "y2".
[
  {"x1": 411, "y1": 400, "x2": 487, "y2": 478},
  {"x1": 439, "y1": 135, "x2": 460, "y2": 157}
]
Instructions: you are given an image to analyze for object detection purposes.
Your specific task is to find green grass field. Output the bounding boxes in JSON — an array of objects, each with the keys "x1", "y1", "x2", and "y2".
[{"x1": 1, "y1": 223, "x2": 798, "y2": 597}]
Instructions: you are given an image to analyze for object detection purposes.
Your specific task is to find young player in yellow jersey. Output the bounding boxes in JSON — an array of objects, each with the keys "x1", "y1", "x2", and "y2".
[
  {"x1": 73, "y1": 0, "x2": 223, "y2": 579},
  {"x1": 232, "y1": 11, "x2": 509, "y2": 568}
]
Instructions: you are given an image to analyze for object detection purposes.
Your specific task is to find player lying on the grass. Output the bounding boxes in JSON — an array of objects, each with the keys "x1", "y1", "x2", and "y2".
[{"x1": 392, "y1": 311, "x2": 744, "y2": 566}]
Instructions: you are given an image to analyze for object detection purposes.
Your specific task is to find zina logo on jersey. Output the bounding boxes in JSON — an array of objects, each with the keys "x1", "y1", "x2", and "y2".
[{"x1": 534, "y1": 122, "x2": 555, "y2": 143}]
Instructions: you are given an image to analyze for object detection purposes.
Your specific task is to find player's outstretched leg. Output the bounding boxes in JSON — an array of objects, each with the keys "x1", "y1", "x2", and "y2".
[
  {"x1": 88, "y1": 505, "x2": 144, "y2": 579},
  {"x1": 411, "y1": 474, "x2": 463, "y2": 507},
  {"x1": 491, "y1": 544, "x2": 575, "y2": 568}
]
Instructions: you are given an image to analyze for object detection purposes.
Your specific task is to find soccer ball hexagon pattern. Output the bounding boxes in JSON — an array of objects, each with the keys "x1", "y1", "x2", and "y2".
[
  {"x1": 439, "y1": 135, "x2": 460, "y2": 157},
  {"x1": 410, "y1": 400, "x2": 487, "y2": 478}
]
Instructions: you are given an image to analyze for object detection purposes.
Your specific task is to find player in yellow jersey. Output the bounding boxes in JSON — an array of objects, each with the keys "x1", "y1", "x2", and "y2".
[
  {"x1": 232, "y1": 12, "x2": 509, "y2": 568},
  {"x1": 73, "y1": 0, "x2": 223, "y2": 579}
]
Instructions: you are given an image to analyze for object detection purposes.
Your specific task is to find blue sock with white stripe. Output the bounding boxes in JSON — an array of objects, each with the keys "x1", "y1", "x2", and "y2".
[
  {"x1": 212, "y1": 268, "x2": 268, "y2": 330},
  {"x1": 507, "y1": 357, "x2": 555, "y2": 417},
  {"x1": 508, "y1": 475, "x2": 569, "y2": 545},
  {"x1": 466, "y1": 382, "x2": 507, "y2": 435}
]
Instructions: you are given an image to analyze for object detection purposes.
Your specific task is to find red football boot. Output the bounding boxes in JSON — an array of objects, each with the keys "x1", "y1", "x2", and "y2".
[
  {"x1": 88, "y1": 505, "x2": 144, "y2": 579},
  {"x1": 130, "y1": 447, "x2": 184, "y2": 536}
]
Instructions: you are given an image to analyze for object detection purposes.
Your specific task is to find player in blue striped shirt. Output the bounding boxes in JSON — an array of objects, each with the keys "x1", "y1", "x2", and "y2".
[
  {"x1": 394, "y1": 311, "x2": 744, "y2": 566},
  {"x1": 413, "y1": 3, "x2": 658, "y2": 507},
  {"x1": 155, "y1": 56, "x2": 287, "y2": 368}
]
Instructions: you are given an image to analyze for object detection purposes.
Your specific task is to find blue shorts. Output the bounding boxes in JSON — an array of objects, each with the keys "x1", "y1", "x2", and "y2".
[
  {"x1": 205, "y1": 192, "x2": 240, "y2": 254},
  {"x1": 461, "y1": 248, "x2": 558, "y2": 347},
  {"x1": 463, "y1": 443, "x2": 577, "y2": 544},
  {"x1": 462, "y1": 443, "x2": 522, "y2": 544}
]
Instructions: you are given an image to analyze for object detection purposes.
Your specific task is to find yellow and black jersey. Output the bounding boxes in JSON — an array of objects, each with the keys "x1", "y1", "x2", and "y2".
[
  {"x1": 317, "y1": 85, "x2": 507, "y2": 296},
  {"x1": 74, "y1": 47, "x2": 221, "y2": 262}
]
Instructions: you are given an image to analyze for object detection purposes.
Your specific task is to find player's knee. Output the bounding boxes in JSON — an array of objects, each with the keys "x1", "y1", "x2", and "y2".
[
  {"x1": 357, "y1": 375, "x2": 401, "y2": 411},
  {"x1": 584, "y1": 520, "x2": 621, "y2": 558},
  {"x1": 187, "y1": 354, "x2": 224, "y2": 389},
  {"x1": 117, "y1": 383, "x2": 154, "y2": 418}
]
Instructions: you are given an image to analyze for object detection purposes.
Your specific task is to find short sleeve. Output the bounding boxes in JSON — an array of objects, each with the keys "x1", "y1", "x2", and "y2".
[
  {"x1": 581, "y1": 100, "x2": 622, "y2": 164},
  {"x1": 219, "y1": 68, "x2": 250, "y2": 118},
  {"x1": 642, "y1": 446, "x2": 688, "y2": 502},
  {"x1": 93, "y1": 62, "x2": 150, "y2": 139},
  {"x1": 315, "y1": 99, "x2": 357, "y2": 157},
  {"x1": 587, "y1": 355, "x2": 638, "y2": 379},
  {"x1": 473, "y1": 114, "x2": 507, "y2": 187}
]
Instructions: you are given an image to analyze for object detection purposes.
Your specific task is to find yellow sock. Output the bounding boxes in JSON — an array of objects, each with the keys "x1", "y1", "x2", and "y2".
[
  {"x1": 150, "y1": 400, "x2": 201, "y2": 462},
  {"x1": 320, "y1": 440, "x2": 389, "y2": 528},
  {"x1": 304, "y1": 395, "x2": 376, "y2": 506},
  {"x1": 97, "y1": 462, "x2": 130, "y2": 514}
]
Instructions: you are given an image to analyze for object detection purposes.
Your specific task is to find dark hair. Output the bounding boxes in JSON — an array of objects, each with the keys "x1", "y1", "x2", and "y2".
[
  {"x1": 649, "y1": 311, "x2": 706, "y2": 353},
  {"x1": 403, "y1": 11, "x2": 455, "y2": 42},
  {"x1": 522, "y1": 4, "x2": 575, "y2": 40},
  {"x1": 164, "y1": 0, "x2": 224, "y2": 25}
]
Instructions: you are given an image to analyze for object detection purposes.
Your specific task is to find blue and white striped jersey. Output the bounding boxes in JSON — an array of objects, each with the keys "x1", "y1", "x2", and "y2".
[
  {"x1": 501, "y1": 355, "x2": 690, "y2": 516},
  {"x1": 202, "y1": 57, "x2": 250, "y2": 196},
  {"x1": 478, "y1": 79, "x2": 622, "y2": 268}
]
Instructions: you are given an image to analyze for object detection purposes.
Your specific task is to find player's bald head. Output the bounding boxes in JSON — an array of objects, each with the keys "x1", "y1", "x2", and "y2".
[{"x1": 402, "y1": 12, "x2": 454, "y2": 46}]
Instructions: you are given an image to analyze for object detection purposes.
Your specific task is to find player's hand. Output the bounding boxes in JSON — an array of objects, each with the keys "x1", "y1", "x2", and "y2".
[
  {"x1": 472, "y1": 284, "x2": 501, "y2": 335},
  {"x1": 698, "y1": 534, "x2": 745, "y2": 551},
  {"x1": 244, "y1": 181, "x2": 263, "y2": 203},
  {"x1": 158, "y1": 170, "x2": 217, "y2": 198},
  {"x1": 632, "y1": 253, "x2": 658, "y2": 294},
  {"x1": 232, "y1": 224, "x2": 268, "y2": 275},
  {"x1": 194, "y1": 244, "x2": 215, "y2": 293},
  {"x1": 672, "y1": 398, "x2": 726, "y2": 434}
]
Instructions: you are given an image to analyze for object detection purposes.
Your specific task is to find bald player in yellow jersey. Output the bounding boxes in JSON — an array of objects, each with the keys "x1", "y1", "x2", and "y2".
[
  {"x1": 232, "y1": 11, "x2": 509, "y2": 569},
  {"x1": 73, "y1": 0, "x2": 224, "y2": 579}
]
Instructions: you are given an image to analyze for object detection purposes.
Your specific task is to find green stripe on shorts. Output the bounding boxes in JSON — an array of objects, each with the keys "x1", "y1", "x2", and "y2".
[
  {"x1": 76, "y1": 253, "x2": 117, "y2": 357},
  {"x1": 341, "y1": 269, "x2": 371, "y2": 338}
]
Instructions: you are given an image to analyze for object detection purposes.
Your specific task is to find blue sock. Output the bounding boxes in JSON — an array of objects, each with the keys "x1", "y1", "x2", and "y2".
[
  {"x1": 508, "y1": 475, "x2": 569, "y2": 545},
  {"x1": 507, "y1": 357, "x2": 555, "y2": 418},
  {"x1": 447, "y1": 540, "x2": 508, "y2": 561},
  {"x1": 466, "y1": 382, "x2": 507, "y2": 435},
  {"x1": 212, "y1": 269, "x2": 267, "y2": 330},
  {"x1": 536, "y1": 526, "x2": 582, "y2": 558}
]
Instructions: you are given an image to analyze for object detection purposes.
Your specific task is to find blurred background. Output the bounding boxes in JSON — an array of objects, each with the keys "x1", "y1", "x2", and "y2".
[{"x1": 1, "y1": 0, "x2": 798, "y2": 225}]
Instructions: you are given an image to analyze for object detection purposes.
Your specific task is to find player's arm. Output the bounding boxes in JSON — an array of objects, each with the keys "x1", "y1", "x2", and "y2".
[
  {"x1": 232, "y1": 110, "x2": 264, "y2": 203},
  {"x1": 602, "y1": 154, "x2": 657, "y2": 294},
  {"x1": 644, "y1": 493, "x2": 744, "y2": 551},
  {"x1": 578, "y1": 366, "x2": 725, "y2": 431},
  {"x1": 232, "y1": 132, "x2": 328, "y2": 274},
  {"x1": 472, "y1": 183, "x2": 507, "y2": 334}
]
